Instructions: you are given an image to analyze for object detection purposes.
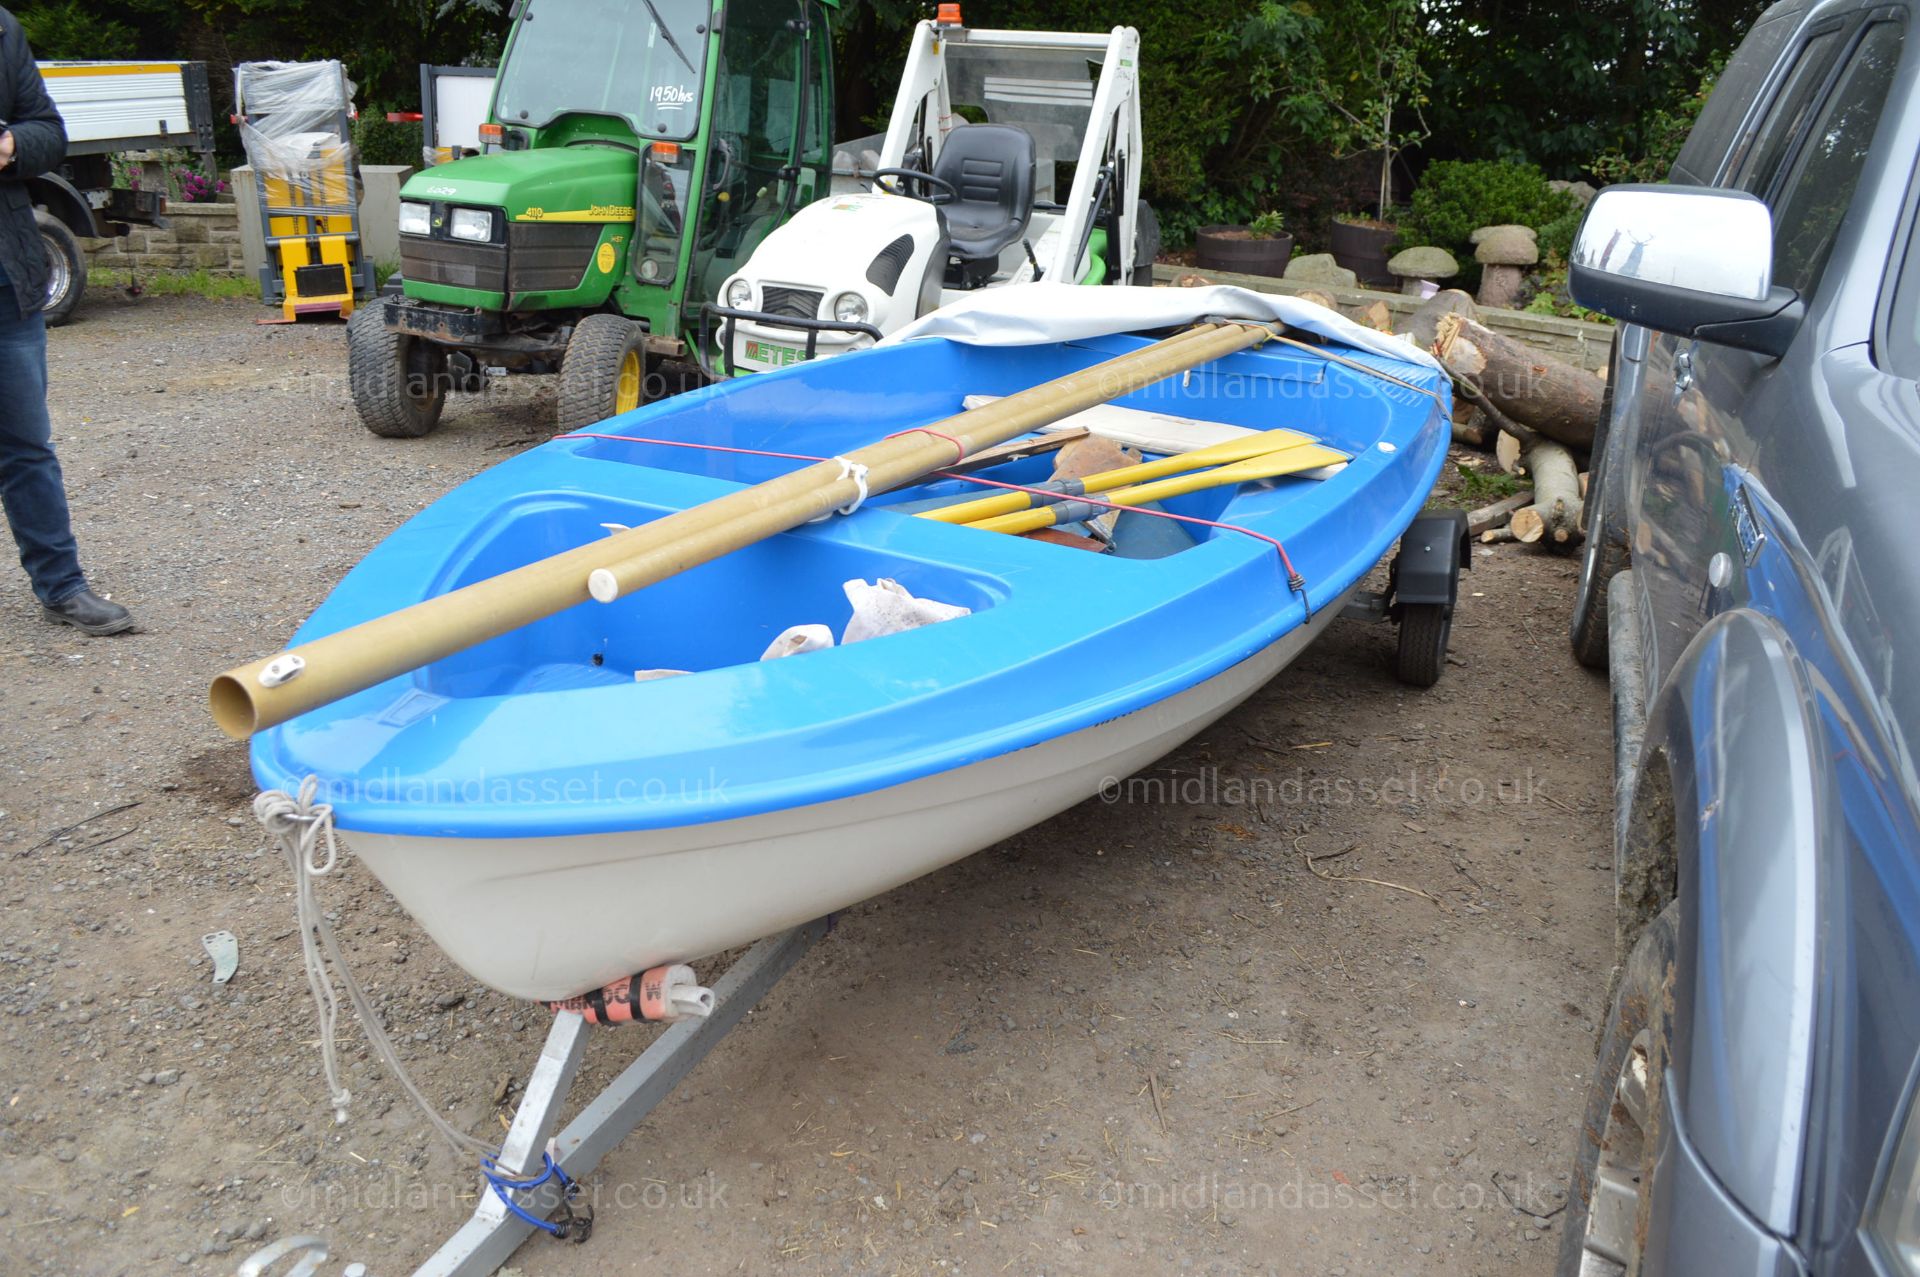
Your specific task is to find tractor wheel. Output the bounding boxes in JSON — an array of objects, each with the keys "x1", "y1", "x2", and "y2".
[
  {"x1": 557, "y1": 314, "x2": 652, "y2": 433},
  {"x1": 347, "y1": 304, "x2": 447, "y2": 439},
  {"x1": 35, "y1": 211, "x2": 84, "y2": 327},
  {"x1": 1129, "y1": 201, "x2": 1161, "y2": 286}
]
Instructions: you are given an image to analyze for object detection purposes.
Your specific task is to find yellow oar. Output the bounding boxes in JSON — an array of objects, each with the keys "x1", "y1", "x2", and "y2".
[
  {"x1": 971, "y1": 444, "x2": 1350, "y2": 537},
  {"x1": 916, "y1": 427, "x2": 1322, "y2": 525}
]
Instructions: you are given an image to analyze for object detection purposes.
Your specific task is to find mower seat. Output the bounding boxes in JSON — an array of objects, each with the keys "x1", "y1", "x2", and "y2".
[{"x1": 932, "y1": 124, "x2": 1036, "y2": 287}]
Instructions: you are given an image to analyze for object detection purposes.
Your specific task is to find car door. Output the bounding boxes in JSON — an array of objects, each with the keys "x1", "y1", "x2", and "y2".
[{"x1": 1630, "y1": 12, "x2": 1891, "y2": 688}]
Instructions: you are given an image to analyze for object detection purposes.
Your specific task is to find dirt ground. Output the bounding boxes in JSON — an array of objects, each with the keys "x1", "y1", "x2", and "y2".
[{"x1": 0, "y1": 290, "x2": 1613, "y2": 1277}]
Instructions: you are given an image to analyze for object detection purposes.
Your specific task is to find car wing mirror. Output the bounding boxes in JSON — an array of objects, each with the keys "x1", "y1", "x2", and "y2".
[{"x1": 1569, "y1": 184, "x2": 1802, "y2": 359}]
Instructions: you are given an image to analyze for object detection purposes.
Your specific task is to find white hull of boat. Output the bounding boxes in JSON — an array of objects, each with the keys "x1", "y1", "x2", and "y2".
[{"x1": 342, "y1": 582, "x2": 1357, "y2": 1001}]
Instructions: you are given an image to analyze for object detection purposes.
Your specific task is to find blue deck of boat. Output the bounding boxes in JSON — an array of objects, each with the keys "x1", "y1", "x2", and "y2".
[{"x1": 251, "y1": 331, "x2": 1449, "y2": 838}]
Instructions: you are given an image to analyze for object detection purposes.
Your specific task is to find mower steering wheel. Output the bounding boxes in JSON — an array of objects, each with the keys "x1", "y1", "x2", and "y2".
[{"x1": 873, "y1": 168, "x2": 958, "y2": 202}]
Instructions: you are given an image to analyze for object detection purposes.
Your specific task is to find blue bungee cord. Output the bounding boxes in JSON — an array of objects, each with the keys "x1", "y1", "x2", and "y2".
[{"x1": 481, "y1": 1150, "x2": 587, "y2": 1240}]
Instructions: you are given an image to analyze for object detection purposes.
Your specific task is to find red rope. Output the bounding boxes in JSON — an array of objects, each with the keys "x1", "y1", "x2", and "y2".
[
  {"x1": 885, "y1": 426, "x2": 969, "y2": 464},
  {"x1": 552, "y1": 430, "x2": 1312, "y2": 614}
]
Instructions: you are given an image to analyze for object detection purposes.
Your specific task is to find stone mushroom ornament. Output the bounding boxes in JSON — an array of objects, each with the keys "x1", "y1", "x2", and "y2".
[
  {"x1": 1385, "y1": 246, "x2": 1459, "y2": 297},
  {"x1": 1472, "y1": 224, "x2": 1539, "y2": 309}
]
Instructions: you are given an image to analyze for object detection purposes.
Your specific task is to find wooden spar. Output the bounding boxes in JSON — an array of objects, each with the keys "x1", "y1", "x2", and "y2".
[
  {"x1": 580, "y1": 322, "x2": 1274, "y2": 604},
  {"x1": 208, "y1": 320, "x2": 1277, "y2": 740}
]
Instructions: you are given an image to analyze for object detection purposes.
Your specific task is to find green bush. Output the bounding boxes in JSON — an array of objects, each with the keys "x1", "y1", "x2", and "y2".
[
  {"x1": 352, "y1": 108, "x2": 424, "y2": 170},
  {"x1": 1400, "y1": 160, "x2": 1576, "y2": 256}
]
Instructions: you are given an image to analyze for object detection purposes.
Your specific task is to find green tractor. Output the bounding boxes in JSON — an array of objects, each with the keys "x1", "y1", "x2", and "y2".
[{"x1": 347, "y1": 0, "x2": 837, "y2": 437}]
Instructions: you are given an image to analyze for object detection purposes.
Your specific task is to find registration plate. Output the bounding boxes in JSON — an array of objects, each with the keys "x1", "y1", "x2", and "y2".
[{"x1": 743, "y1": 339, "x2": 804, "y2": 367}]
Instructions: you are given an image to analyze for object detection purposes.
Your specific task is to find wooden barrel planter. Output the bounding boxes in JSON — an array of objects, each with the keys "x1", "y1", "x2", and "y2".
[
  {"x1": 1193, "y1": 226, "x2": 1295, "y2": 278},
  {"x1": 1329, "y1": 220, "x2": 1398, "y2": 288}
]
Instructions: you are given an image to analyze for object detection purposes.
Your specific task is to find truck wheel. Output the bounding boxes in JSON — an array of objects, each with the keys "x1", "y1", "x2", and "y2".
[
  {"x1": 1570, "y1": 354, "x2": 1627, "y2": 669},
  {"x1": 558, "y1": 314, "x2": 651, "y2": 432},
  {"x1": 1556, "y1": 905, "x2": 1676, "y2": 1277},
  {"x1": 1129, "y1": 201, "x2": 1161, "y2": 286},
  {"x1": 1395, "y1": 602, "x2": 1450, "y2": 687},
  {"x1": 347, "y1": 304, "x2": 446, "y2": 438},
  {"x1": 35, "y1": 211, "x2": 84, "y2": 327}
]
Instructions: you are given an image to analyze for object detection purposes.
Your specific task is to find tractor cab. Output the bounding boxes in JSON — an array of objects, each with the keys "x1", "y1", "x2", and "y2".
[
  {"x1": 348, "y1": 0, "x2": 836, "y2": 438},
  {"x1": 710, "y1": 14, "x2": 1149, "y2": 374}
]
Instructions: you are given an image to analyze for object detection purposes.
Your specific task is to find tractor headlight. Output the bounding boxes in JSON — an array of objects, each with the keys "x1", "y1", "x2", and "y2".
[
  {"x1": 725, "y1": 278, "x2": 754, "y2": 309},
  {"x1": 448, "y1": 207, "x2": 496, "y2": 243},
  {"x1": 833, "y1": 291, "x2": 869, "y2": 325},
  {"x1": 1873, "y1": 1087, "x2": 1920, "y2": 1274},
  {"x1": 398, "y1": 201, "x2": 431, "y2": 237}
]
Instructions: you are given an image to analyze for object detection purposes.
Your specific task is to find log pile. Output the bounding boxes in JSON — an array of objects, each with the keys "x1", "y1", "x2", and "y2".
[
  {"x1": 1396, "y1": 292, "x2": 1606, "y2": 552},
  {"x1": 1161, "y1": 272, "x2": 1608, "y2": 550}
]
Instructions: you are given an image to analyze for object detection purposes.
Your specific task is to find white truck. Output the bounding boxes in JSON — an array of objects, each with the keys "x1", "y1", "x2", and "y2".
[{"x1": 32, "y1": 60, "x2": 217, "y2": 323}]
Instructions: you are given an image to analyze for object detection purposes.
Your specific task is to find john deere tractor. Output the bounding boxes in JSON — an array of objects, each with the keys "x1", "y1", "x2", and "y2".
[{"x1": 347, "y1": 0, "x2": 837, "y2": 437}]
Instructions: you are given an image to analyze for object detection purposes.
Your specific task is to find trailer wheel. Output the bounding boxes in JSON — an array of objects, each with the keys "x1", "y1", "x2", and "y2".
[
  {"x1": 1395, "y1": 602, "x2": 1451, "y2": 687},
  {"x1": 35, "y1": 211, "x2": 84, "y2": 327},
  {"x1": 347, "y1": 304, "x2": 447, "y2": 438},
  {"x1": 558, "y1": 314, "x2": 652, "y2": 433}
]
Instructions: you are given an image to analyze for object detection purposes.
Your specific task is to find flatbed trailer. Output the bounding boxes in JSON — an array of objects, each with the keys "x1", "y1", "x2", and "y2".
[{"x1": 33, "y1": 60, "x2": 218, "y2": 323}]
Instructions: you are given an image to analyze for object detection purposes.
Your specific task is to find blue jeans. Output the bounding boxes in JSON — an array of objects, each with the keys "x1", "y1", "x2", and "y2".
[{"x1": 0, "y1": 283, "x2": 85, "y2": 605}]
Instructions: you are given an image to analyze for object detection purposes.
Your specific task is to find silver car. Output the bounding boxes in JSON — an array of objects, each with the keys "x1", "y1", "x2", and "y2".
[{"x1": 1560, "y1": 1, "x2": 1920, "y2": 1273}]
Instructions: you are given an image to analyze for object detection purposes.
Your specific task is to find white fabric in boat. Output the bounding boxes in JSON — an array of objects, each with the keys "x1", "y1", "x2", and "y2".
[
  {"x1": 880, "y1": 282, "x2": 1444, "y2": 375},
  {"x1": 961, "y1": 395, "x2": 1257, "y2": 451}
]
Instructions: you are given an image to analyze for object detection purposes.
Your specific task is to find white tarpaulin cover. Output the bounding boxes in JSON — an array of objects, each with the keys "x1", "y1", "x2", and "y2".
[{"x1": 880, "y1": 282, "x2": 1443, "y2": 376}]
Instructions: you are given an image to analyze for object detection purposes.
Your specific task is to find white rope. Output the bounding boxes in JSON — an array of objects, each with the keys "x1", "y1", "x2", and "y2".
[
  {"x1": 255, "y1": 778, "x2": 492, "y2": 1158},
  {"x1": 834, "y1": 458, "x2": 872, "y2": 516},
  {"x1": 809, "y1": 457, "x2": 871, "y2": 522}
]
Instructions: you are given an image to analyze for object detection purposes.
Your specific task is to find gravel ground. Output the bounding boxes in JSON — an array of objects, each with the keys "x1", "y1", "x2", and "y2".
[{"x1": 0, "y1": 290, "x2": 1612, "y2": 1277}]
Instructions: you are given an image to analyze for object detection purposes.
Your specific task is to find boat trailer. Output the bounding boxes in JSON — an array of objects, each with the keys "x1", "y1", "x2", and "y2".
[{"x1": 410, "y1": 917, "x2": 828, "y2": 1276}]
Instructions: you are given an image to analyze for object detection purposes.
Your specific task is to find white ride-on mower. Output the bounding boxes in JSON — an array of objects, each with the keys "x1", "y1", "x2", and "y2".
[{"x1": 706, "y1": 8, "x2": 1153, "y2": 373}]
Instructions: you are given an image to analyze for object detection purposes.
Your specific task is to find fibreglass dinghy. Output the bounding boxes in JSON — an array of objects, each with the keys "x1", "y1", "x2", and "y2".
[{"x1": 246, "y1": 286, "x2": 1453, "y2": 1001}]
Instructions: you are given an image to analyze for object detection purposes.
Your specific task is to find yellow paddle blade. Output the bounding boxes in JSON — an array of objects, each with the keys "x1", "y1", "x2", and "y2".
[
  {"x1": 917, "y1": 427, "x2": 1322, "y2": 525},
  {"x1": 971, "y1": 443, "x2": 1350, "y2": 536}
]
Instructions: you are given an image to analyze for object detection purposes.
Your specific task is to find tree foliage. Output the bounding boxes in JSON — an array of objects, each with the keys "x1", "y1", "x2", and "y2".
[{"x1": 26, "y1": 0, "x2": 1769, "y2": 245}]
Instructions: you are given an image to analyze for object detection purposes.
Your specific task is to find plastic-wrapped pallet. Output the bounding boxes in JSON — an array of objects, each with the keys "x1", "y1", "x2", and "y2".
[{"x1": 233, "y1": 60, "x2": 360, "y2": 199}]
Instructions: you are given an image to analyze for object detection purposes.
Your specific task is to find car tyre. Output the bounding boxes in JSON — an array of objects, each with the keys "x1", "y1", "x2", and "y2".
[
  {"x1": 1570, "y1": 356, "x2": 1627, "y2": 669},
  {"x1": 1556, "y1": 904, "x2": 1677, "y2": 1277}
]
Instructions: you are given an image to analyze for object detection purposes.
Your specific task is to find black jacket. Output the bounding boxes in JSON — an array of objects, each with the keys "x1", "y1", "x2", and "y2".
[{"x1": 0, "y1": 8, "x2": 64, "y2": 318}]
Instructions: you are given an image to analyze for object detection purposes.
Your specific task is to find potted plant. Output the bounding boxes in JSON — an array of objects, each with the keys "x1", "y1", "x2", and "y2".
[
  {"x1": 1193, "y1": 210, "x2": 1294, "y2": 277},
  {"x1": 1317, "y1": 0, "x2": 1430, "y2": 287}
]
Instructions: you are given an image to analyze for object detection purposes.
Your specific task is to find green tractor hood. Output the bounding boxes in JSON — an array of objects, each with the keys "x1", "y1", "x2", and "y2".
[{"x1": 401, "y1": 146, "x2": 637, "y2": 222}]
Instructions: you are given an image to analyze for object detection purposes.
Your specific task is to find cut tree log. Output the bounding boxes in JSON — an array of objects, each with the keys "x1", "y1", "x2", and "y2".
[
  {"x1": 1509, "y1": 437, "x2": 1582, "y2": 547},
  {"x1": 1451, "y1": 402, "x2": 1492, "y2": 449},
  {"x1": 1359, "y1": 300, "x2": 1394, "y2": 333},
  {"x1": 1432, "y1": 312, "x2": 1603, "y2": 449},
  {"x1": 1394, "y1": 288, "x2": 1478, "y2": 350},
  {"x1": 1480, "y1": 526, "x2": 1517, "y2": 544},
  {"x1": 1465, "y1": 489, "x2": 1534, "y2": 537},
  {"x1": 1495, "y1": 429, "x2": 1525, "y2": 475},
  {"x1": 1294, "y1": 289, "x2": 1338, "y2": 311}
]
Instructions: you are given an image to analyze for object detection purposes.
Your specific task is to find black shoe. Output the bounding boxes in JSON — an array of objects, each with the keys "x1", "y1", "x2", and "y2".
[{"x1": 42, "y1": 588, "x2": 134, "y2": 636}]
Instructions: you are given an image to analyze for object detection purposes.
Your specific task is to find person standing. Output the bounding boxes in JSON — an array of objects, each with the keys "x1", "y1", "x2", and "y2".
[{"x1": 0, "y1": 8, "x2": 131, "y2": 635}]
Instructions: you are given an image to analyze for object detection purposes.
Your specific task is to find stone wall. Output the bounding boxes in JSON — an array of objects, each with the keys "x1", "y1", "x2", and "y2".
[
  {"x1": 89, "y1": 201, "x2": 248, "y2": 277},
  {"x1": 1149, "y1": 263, "x2": 1615, "y2": 372}
]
